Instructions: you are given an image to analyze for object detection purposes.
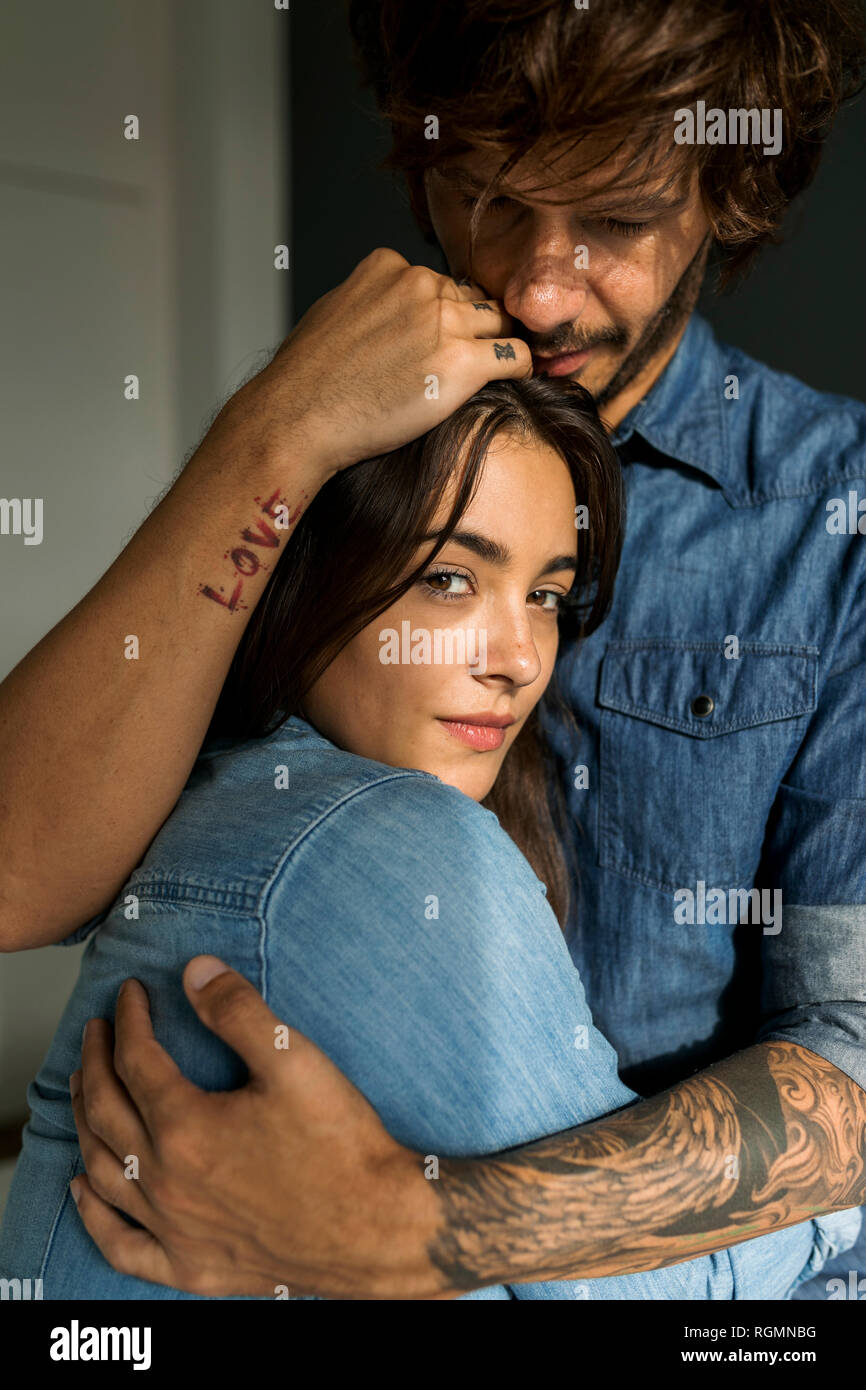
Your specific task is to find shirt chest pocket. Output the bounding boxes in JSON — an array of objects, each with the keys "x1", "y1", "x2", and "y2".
[{"x1": 597, "y1": 640, "x2": 818, "y2": 892}]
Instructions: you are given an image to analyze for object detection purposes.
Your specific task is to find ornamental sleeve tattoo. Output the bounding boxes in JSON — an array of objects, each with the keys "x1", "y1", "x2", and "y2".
[{"x1": 428, "y1": 1042, "x2": 866, "y2": 1289}]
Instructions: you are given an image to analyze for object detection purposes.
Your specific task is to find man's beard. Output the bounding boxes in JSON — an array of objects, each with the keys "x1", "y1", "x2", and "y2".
[{"x1": 593, "y1": 233, "x2": 711, "y2": 411}]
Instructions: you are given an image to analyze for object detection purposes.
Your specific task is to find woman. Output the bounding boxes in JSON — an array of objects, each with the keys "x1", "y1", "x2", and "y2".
[{"x1": 0, "y1": 377, "x2": 829, "y2": 1299}]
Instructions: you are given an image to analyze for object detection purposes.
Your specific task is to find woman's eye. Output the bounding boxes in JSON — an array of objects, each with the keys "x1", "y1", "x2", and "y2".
[
  {"x1": 421, "y1": 570, "x2": 473, "y2": 599},
  {"x1": 530, "y1": 590, "x2": 562, "y2": 612},
  {"x1": 597, "y1": 218, "x2": 651, "y2": 238}
]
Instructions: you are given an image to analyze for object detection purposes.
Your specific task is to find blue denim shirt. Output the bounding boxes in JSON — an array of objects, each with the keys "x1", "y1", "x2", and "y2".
[{"x1": 546, "y1": 310, "x2": 866, "y2": 1097}]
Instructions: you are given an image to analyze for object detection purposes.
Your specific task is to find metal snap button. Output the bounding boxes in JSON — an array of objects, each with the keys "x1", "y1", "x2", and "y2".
[{"x1": 691, "y1": 694, "x2": 715, "y2": 718}]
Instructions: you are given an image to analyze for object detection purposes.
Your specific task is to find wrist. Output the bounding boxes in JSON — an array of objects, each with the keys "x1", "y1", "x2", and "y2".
[
  {"x1": 197, "y1": 376, "x2": 335, "y2": 496},
  {"x1": 367, "y1": 1149, "x2": 464, "y2": 1301},
  {"x1": 231, "y1": 372, "x2": 342, "y2": 487}
]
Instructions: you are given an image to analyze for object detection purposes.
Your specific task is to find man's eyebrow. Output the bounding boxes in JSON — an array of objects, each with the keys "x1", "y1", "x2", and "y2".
[
  {"x1": 433, "y1": 166, "x2": 492, "y2": 193},
  {"x1": 593, "y1": 189, "x2": 691, "y2": 218},
  {"x1": 422, "y1": 529, "x2": 577, "y2": 576},
  {"x1": 433, "y1": 165, "x2": 690, "y2": 217}
]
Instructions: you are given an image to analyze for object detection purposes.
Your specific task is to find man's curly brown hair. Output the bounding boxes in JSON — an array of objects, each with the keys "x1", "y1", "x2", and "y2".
[{"x1": 348, "y1": 0, "x2": 866, "y2": 289}]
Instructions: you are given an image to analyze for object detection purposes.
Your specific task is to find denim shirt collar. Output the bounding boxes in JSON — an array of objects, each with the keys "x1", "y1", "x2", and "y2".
[{"x1": 611, "y1": 312, "x2": 736, "y2": 501}]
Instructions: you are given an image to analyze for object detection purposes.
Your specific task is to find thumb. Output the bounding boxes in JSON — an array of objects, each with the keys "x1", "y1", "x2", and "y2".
[
  {"x1": 182, "y1": 956, "x2": 306, "y2": 1079},
  {"x1": 184, "y1": 960, "x2": 398, "y2": 1153}
]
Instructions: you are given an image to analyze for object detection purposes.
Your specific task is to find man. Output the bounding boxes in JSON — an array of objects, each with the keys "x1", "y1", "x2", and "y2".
[{"x1": 2, "y1": 0, "x2": 865, "y2": 1298}]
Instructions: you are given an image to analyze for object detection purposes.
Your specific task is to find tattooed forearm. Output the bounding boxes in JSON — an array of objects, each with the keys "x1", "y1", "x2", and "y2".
[
  {"x1": 199, "y1": 489, "x2": 304, "y2": 612},
  {"x1": 428, "y1": 1042, "x2": 866, "y2": 1290}
]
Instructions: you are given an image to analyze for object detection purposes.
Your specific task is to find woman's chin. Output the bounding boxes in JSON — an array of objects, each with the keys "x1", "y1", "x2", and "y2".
[
  {"x1": 317, "y1": 720, "x2": 504, "y2": 801},
  {"x1": 425, "y1": 762, "x2": 502, "y2": 802}
]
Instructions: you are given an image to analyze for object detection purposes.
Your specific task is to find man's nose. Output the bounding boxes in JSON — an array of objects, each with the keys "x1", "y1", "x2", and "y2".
[{"x1": 501, "y1": 226, "x2": 589, "y2": 336}]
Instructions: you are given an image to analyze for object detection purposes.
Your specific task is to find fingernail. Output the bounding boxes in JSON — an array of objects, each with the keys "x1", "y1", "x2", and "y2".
[
  {"x1": 69, "y1": 1071, "x2": 81, "y2": 1099},
  {"x1": 81, "y1": 1020, "x2": 90, "y2": 1047},
  {"x1": 187, "y1": 955, "x2": 230, "y2": 990},
  {"x1": 70, "y1": 1179, "x2": 81, "y2": 1206}
]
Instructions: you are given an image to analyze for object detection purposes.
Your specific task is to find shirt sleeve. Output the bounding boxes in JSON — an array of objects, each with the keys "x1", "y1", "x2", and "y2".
[
  {"x1": 261, "y1": 774, "x2": 638, "y2": 1158},
  {"x1": 756, "y1": 555, "x2": 866, "y2": 1092}
]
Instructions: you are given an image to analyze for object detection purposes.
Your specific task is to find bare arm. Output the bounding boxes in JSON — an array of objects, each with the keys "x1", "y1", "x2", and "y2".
[
  {"x1": 0, "y1": 249, "x2": 529, "y2": 949},
  {"x1": 0, "y1": 397, "x2": 325, "y2": 948}
]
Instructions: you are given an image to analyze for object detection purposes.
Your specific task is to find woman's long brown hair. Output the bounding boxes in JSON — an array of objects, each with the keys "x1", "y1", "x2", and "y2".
[{"x1": 209, "y1": 376, "x2": 624, "y2": 928}]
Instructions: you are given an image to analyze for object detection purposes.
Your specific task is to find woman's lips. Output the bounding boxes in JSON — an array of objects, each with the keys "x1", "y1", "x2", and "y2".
[
  {"x1": 533, "y1": 347, "x2": 593, "y2": 377},
  {"x1": 438, "y1": 719, "x2": 511, "y2": 751}
]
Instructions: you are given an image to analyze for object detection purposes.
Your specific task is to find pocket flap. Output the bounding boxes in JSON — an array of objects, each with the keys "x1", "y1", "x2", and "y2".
[{"x1": 598, "y1": 640, "x2": 818, "y2": 739}]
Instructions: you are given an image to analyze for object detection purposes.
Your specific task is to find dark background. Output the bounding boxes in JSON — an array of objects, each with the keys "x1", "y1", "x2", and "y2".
[{"x1": 290, "y1": 2, "x2": 865, "y2": 402}]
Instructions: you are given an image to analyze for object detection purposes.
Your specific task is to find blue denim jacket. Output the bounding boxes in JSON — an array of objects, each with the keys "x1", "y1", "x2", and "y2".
[
  {"x1": 3, "y1": 716, "x2": 859, "y2": 1299},
  {"x1": 545, "y1": 310, "x2": 866, "y2": 1099}
]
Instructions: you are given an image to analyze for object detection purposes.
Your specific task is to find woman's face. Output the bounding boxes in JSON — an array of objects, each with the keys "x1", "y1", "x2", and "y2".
[{"x1": 303, "y1": 430, "x2": 578, "y2": 801}]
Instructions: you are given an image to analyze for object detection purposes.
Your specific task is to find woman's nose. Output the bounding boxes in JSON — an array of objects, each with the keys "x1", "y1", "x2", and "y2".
[{"x1": 476, "y1": 610, "x2": 543, "y2": 688}]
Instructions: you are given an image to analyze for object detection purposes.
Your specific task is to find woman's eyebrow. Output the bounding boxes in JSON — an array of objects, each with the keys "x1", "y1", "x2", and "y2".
[
  {"x1": 539, "y1": 554, "x2": 578, "y2": 575},
  {"x1": 422, "y1": 529, "x2": 510, "y2": 564},
  {"x1": 422, "y1": 530, "x2": 577, "y2": 575}
]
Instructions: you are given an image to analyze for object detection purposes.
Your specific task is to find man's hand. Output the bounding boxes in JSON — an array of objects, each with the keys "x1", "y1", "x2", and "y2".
[
  {"x1": 69, "y1": 957, "x2": 440, "y2": 1299},
  {"x1": 246, "y1": 246, "x2": 532, "y2": 476}
]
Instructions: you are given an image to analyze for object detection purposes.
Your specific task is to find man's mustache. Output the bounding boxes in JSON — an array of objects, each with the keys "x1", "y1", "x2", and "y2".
[
  {"x1": 454, "y1": 276, "x2": 626, "y2": 357},
  {"x1": 525, "y1": 327, "x2": 626, "y2": 356}
]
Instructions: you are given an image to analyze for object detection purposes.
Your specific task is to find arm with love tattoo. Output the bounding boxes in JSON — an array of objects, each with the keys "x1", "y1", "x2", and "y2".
[{"x1": 200, "y1": 489, "x2": 304, "y2": 613}]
